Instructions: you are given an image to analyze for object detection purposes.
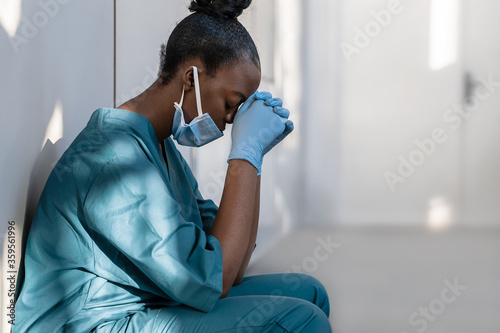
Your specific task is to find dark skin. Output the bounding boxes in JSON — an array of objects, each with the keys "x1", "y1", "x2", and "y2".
[{"x1": 119, "y1": 57, "x2": 262, "y2": 298}]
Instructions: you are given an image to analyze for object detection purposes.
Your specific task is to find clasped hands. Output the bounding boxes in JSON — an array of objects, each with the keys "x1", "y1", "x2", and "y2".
[{"x1": 227, "y1": 91, "x2": 294, "y2": 175}]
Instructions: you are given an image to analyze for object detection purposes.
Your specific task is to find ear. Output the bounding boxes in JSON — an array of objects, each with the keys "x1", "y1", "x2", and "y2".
[{"x1": 180, "y1": 66, "x2": 196, "y2": 92}]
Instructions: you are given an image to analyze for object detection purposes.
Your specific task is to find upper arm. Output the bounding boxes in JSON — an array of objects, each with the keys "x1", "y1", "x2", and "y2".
[{"x1": 83, "y1": 160, "x2": 223, "y2": 312}]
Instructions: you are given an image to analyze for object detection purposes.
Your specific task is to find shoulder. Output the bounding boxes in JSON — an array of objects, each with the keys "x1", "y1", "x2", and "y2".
[
  {"x1": 75, "y1": 108, "x2": 160, "y2": 166},
  {"x1": 49, "y1": 108, "x2": 161, "y2": 192}
]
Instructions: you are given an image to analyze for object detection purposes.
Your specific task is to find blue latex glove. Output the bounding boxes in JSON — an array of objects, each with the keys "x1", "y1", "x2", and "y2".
[
  {"x1": 263, "y1": 98, "x2": 293, "y2": 155},
  {"x1": 228, "y1": 91, "x2": 294, "y2": 175}
]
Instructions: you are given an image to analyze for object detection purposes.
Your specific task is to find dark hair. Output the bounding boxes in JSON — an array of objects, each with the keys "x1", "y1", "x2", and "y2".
[{"x1": 158, "y1": 0, "x2": 260, "y2": 84}]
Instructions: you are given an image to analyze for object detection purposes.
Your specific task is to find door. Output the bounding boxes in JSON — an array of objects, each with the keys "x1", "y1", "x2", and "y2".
[{"x1": 460, "y1": 0, "x2": 500, "y2": 226}]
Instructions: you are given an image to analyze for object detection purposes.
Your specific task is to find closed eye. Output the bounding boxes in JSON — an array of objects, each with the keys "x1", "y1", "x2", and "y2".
[
  {"x1": 226, "y1": 101, "x2": 243, "y2": 110},
  {"x1": 226, "y1": 94, "x2": 246, "y2": 111}
]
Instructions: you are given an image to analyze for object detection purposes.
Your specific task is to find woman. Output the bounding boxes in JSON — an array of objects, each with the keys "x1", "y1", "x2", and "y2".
[{"x1": 14, "y1": 0, "x2": 332, "y2": 331}]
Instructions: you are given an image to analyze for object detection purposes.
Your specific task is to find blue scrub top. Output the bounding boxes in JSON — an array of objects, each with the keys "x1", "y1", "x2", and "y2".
[{"x1": 14, "y1": 108, "x2": 224, "y2": 332}]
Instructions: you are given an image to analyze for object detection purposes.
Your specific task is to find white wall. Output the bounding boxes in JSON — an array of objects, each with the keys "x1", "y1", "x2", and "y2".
[
  {"x1": 0, "y1": 0, "x2": 113, "y2": 330},
  {"x1": 335, "y1": 0, "x2": 462, "y2": 226},
  {"x1": 297, "y1": 0, "x2": 500, "y2": 228}
]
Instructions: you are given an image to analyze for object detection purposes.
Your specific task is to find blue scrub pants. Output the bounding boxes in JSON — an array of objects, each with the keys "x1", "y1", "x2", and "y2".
[{"x1": 93, "y1": 273, "x2": 332, "y2": 332}]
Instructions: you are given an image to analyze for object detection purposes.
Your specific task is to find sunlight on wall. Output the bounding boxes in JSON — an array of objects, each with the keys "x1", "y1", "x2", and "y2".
[
  {"x1": 42, "y1": 100, "x2": 64, "y2": 150},
  {"x1": 427, "y1": 196, "x2": 453, "y2": 231},
  {"x1": 0, "y1": 0, "x2": 22, "y2": 37},
  {"x1": 276, "y1": 0, "x2": 301, "y2": 151},
  {"x1": 429, "y1": 0, "x2": 460, "y2": 70}
]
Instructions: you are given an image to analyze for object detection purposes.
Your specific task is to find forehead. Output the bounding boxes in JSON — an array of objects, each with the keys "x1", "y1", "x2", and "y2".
[{"x1": 210, "y1": 60, "x2": 261, "y2": 98}]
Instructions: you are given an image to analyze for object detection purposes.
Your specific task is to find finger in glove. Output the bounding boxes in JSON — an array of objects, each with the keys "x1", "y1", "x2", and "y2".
[
  {"x1": 273, "y1": 106, "x2": 290, "y2": 119},
  {"x1": 265, "y1": 97, "x2": 283, "y2": 108}
]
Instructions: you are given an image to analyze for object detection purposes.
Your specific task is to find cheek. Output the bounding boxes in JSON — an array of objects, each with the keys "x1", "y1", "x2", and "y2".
[
  {"x1": 203, "y1": 97, "x2": 227, "y2": 128},
  {"x1": 200, "y1": 84, "x2": 228, "y2": 127},
  {"x1": 205, "y1": 99, "x2": 224, "y2": 117}
]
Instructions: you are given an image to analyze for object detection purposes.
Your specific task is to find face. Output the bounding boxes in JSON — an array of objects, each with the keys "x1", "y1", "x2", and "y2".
[{"x1": 181, "y1": 59, "x2": 261, "y2": 132}]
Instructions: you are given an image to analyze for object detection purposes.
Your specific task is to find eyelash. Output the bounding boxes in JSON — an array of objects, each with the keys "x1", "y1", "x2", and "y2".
[{"x1": 226, "y1": 100, "x2": 244, "y2": 111}]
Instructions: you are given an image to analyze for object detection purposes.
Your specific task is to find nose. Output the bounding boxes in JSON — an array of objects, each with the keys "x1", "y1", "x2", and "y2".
[{"x1": 225, "y1": 110, "x2": 237, "y2": 124}]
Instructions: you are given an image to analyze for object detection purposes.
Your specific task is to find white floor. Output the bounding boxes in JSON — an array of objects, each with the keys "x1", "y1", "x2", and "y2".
[{"x1": 246, "y1": 226, "x2": 500, "y2": 333}]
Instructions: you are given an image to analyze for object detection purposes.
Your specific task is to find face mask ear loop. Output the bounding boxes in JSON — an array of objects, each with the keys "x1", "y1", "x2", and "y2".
[
  {"x1": 192, "y1": 66, "x2": 204, "y2": 117},
  {"x1": 177, "y1": 85, "x2": 185, "y2": 108}
]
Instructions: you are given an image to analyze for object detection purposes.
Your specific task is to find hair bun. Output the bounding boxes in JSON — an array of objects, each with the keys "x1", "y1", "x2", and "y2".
[{"x1": 189, "y1": 0, "x2": 252, "y2": 19}]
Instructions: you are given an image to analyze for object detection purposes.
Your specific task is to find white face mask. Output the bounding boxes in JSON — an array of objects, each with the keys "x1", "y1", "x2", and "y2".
[{"x1": 171, "y1": 66, "x2": 223, "y2": 147}]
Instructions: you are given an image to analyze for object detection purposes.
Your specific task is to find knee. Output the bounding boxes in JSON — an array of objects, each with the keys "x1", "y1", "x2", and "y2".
[
  {"x1": 284, "y1": 298, "x2": 332, "y2": 332},
  {"x1": 236, "y1": 298, "x2": 331, "y2": 333},
  {"x1": 291, "y1": 273, "x2": 331, "y2": 318}
]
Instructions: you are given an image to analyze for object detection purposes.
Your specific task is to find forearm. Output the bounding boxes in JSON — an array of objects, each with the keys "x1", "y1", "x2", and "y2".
[
  {"x1": 209, "y1": 160, "x2": 258, "y2": 298},
  {"x1": 234, "y1": 175, "x2": 260, "y2": 285}
]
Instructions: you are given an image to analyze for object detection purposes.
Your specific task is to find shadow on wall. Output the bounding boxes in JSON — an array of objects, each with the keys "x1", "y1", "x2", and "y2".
[
  {"x1": 0, "y1": 9, "x2": 63, "y2": 325},
  {"x1": 0, "y1": 0, "x2": 113, "y2": 330},
  {"x1": 15, "y1": 138, "x2": 70, "y2": 301}
]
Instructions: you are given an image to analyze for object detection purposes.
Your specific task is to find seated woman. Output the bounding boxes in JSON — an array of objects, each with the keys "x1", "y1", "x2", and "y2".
[{"x1": 14, "y1": 0, "x2": 332, "y2": 331}]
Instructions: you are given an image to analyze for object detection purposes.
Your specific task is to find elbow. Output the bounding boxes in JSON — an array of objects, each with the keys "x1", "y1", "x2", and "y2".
[
  {"x1": 219, "y1": 277, "x2": 232, "y2": 299},
  {"x1": 233, "y1": 274, "x2": 244, "y2": 286},
  {"x1": 219, "y1": 286, "x2": 230, "y2": 299},
  {"x1": 220, "y1": 273, "x2": 241, "y2": 299}
]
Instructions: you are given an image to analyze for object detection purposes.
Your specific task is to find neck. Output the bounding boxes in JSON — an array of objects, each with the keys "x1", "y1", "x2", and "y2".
[{"x1": 117, "y1": 78, "x2": 180, "y2": 142}]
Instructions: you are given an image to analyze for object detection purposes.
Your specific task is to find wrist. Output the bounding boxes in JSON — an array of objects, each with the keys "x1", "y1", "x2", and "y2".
[
  {"x1": 227, "y1": 147, "x2": 263, "y2": 175},
  {"x1": 227, "y1": 158, "x2": 260, "y2": 176},
  {"x1": 227, "y1": 157, "x2": 261, "y2": 175}
]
